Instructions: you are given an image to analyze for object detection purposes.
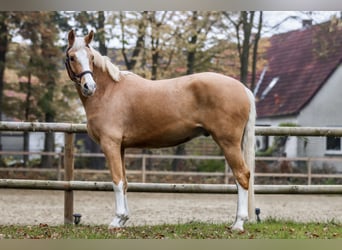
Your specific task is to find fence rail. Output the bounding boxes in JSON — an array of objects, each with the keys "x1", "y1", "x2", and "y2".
[
  {"x1": 2, "y1": 150, "x2": 342, "y2": 185},
  {"x1": 1, "y1": 179, "x2": 342, "y2": 194},
  {"x1": 3, "y1": 121, "x2": 342, "y2": 136},
  {"x1": 1, "y1": 121, "x2": 342, "y2": 225},
  {"x1": 1, "y1": 150, "x2": 342, "y2": 184}
]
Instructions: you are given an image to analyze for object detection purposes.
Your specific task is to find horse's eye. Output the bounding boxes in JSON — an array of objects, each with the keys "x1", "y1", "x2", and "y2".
[{"x1": 69, "y1": 56, "x2": 75, "y2": 62}]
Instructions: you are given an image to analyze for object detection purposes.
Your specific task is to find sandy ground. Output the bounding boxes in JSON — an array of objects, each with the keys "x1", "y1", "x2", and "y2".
[{"x1": 0, "y1": 189, "x2": 341, "y2": 226}]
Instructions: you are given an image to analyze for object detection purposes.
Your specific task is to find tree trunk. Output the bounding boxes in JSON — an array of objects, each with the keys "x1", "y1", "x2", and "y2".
[
  {"x1": 41, "y1": 112, "x2": 55, "y2": 168},
  {"x1": 171, "y1": 144, "x2": 186, "y2": 171},
  {"x1": 186, "y1": 11, "x2": 198, "y2": 75},
  {"x1": 23, "y1": 72, "x2": 32, "y2": 166},
  {"x1": 121, "y1": 11, "x2": 147, "y2": 71},
  {"x1": 151, "y1": 48, "x2": 159, "y2": 80},
  {"x1": 240, "y1": 11, "x2": 254, "y2": 85},
  {"x1": 0, "y1": 15, "x2": 8, "y2": 162},
  {"x1": 97, "y1": 11, "x2": 107, "y2": 56},
  {"x1": 251, "y1": 11, "x2": 263, "y2": 91},
  {"x1": 41, "y1": 79, "x2": 56, "y2": 168}
]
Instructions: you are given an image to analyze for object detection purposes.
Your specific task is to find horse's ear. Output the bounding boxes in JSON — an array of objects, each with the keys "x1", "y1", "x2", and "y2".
[
  {"x1": 68, "y1": 29, "x2": 75, "y2": 47},
  {"x1": 85, "y1": 30, "x2": 94, "y2": 46}
]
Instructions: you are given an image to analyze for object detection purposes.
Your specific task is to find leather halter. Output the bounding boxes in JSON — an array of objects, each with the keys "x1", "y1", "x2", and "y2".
[{"x1": 65, "y1": 47, "x2": 93, "y2": 84}]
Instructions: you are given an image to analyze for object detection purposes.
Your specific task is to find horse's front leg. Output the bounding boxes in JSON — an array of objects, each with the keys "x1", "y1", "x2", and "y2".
[{"x1": 101, "y1": 141, "x2": 129, "y2": 228}]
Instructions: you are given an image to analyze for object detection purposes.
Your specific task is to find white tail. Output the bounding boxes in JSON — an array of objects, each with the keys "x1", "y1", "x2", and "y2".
[{"x1": 243, "y1": 87, "x2": 256, "y2": 221}]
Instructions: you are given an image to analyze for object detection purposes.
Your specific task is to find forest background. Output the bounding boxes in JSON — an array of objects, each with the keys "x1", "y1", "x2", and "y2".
[{"x1": 0, "y1": 11, "x2": 339, "y2": 167}]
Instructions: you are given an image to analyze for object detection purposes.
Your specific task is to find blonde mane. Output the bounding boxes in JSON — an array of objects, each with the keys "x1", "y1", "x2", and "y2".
[{"x1": 90, "y1": 46, "x2": 121, "y2": 82}]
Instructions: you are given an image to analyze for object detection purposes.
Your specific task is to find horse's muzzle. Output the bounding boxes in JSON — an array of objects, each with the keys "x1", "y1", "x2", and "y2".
[{"x1": 81, "y1": 82, "x2": 97, "y2": 97}]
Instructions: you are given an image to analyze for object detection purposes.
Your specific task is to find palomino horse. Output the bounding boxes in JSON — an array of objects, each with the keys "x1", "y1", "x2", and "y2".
[{"x1": 65, "y1": 30, "x2": 256, "y2": 231}]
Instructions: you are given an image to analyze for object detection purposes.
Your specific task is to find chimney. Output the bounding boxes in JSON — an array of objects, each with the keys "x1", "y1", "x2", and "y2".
[
  {"x1": 302, "y1": 19, "x2": 313, "y2": 29},
  {"x1": 274, "y1": 93, "x2": 281, "y2": 106}
]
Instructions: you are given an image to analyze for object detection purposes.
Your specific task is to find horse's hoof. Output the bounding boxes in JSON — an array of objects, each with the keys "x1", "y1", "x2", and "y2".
[
  {"x1": 108, "y1": 215, "x2": 129, "y2": 229},
  {"x1": 230, "y1": 221, "x2": 245, "y2": 232},
  {"x1": 230, "y1": 224, "x2": 245, "y2": 232}
]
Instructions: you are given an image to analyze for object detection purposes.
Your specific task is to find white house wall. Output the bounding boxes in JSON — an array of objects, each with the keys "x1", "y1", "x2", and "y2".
[
  {"x1": 256, "y1": 116, "x2": 298, "y2": 158},
  {"x1": 298, "y1": 64, "x2": 342, "y2": 158},
  {"x1": 256, "y1": 64, "x2": 342, "y2": 162},
  {"x1": 28, "y1": 132, "x2": 64, "y2": 160}
]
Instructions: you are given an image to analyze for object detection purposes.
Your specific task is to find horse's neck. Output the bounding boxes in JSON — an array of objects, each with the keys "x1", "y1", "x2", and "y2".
[
  {"x1": 93, "y1": 67, "x2": 114, "y2": 89},
  {"x1": 76, "y1": 86, "x2": 88, "y2": 107},
  {"x1": 77, "y1": 66, "x2": 115, "y2": 107}
]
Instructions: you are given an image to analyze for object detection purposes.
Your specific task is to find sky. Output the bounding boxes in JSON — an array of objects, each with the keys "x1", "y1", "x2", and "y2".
[
  {"x1": 11, "y1": 11, "x2": 341, "y2": 48},
  {"x1": 262, "y1": 11, "x2": 340, "y2": 36}
]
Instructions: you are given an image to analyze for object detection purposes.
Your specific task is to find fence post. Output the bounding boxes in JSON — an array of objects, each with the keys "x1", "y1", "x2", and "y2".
[
  {"x1": 57, "y1": 151, "x2": 63, "y2": 181},
  {"x1": 64, "y1": 132, "x2": 75, "y2": 225},
  {"x1": 142, "y1": 154, "x2": 146, "y2": 183},
  {"x1": 307, "y1": 158, "x2": 312, "y2": 185},
  {"x1": 224, "y1": 160, "x2": 229, "y2": 184}
]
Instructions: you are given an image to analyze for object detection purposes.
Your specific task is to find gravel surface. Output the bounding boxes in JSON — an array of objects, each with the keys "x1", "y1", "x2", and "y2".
[{"x1": 0, "y1": 189, "x2": 341, "y2": 226}]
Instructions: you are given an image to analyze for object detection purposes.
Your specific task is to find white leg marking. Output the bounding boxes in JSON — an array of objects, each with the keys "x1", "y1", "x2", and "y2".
[
  {"x1": 231, "y1": 182, "x2": 249, "y2": 231},
  {"x1": 109, "y1": 181, "x2": 129, "y2": 228}
]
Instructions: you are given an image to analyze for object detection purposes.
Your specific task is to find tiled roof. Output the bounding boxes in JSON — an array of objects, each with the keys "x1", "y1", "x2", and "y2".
[{"x1": 255, "y1": 20, "x2": 342, "y2": 118}]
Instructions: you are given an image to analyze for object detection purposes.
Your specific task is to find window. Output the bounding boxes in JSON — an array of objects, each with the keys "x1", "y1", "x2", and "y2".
[
  {"x1": 326, "y1": 136, "x2": 342, "y2": 154},
  {"x1": 260, "y1": 77, "x2": 279, "y2": 100},
  {"x1": 325, "y1": 136, "x2": 342, "y2": 155},
  {"x1": 256, "y1": 124, "x2": 270, "y2": 152},
  {"x1": 256, "y1": 136, "x2": 269, "y2": 152}
]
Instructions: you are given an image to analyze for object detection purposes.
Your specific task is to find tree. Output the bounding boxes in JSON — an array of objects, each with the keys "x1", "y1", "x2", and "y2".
[
  {"x1": 251, "y1": 12, "x2": 263, "y2": 90},
  {"x1": 184, "y1": 11, "x2": 220, "y2": 74},
  {"x1": 74, "y1": 11, "x2": 109, "y2": 55},
  {"x1": 149, "y1": 11, "x2": 167, "y2": 80},
  {"x1": 223, "y1": 11, "x2": 263, "y2": 89},
  {"x1": 0, "y1": 14, "x2": 9, "y2": 120},
  {"x1": 0, "y1": 13, "x2": 11, "y2": 163},
  {"x1": 16, "y1": 12, "x2": 65, "y2": 167},
  {"x1": 120, "y1": 11, "x2": 148, "y2": 72}
]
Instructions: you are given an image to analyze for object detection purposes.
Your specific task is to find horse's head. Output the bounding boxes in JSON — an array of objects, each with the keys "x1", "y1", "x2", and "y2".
[{"x1": 65, "y1": 29, "x2": 97, "y2": 97}]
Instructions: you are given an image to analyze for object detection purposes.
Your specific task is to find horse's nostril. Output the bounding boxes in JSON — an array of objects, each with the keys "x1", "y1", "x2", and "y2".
[{"x1": 84, "y1": 83, "x2": 89, "y2": 90}]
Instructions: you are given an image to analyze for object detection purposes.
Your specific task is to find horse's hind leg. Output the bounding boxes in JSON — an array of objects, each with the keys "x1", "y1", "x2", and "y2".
[
  {"x1": 232, "y1": 182, "x2": 249, "y2": 231},
  {"x1": 215, "y1": 138, "x2": 250, "y2": 231}
]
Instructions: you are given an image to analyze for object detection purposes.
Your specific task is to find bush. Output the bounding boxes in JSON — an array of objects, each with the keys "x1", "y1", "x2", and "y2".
[{"x1": 196, "y1": 159, "x2": 225, "y2": 172}]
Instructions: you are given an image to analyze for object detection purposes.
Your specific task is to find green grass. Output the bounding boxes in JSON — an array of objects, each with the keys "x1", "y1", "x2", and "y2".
[{"x1": 0, "y1": 219, "x2": 341, "y2": 239}]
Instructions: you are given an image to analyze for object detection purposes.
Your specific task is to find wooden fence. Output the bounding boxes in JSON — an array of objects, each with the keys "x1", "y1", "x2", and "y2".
[
  {"x1": 1, "y1": 121, "x2": 342, "y2": 224},
  {"x1": 1, "y1": 152, "x2": 342, "y2": 185}
]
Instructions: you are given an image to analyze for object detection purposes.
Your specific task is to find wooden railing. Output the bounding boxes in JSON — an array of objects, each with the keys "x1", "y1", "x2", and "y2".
[
  {"x1": 1, "y1": 151, "x2": 342, "y2": 185},
  {"x1": 1, "y1": 121, "x2": 342, "y2": 224}
]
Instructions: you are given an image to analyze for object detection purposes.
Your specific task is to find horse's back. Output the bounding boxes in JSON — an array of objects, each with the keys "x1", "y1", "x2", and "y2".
[
  {"x1": 125, "y1": 71, "x2": 251, "y2": 124},
  {"x1": 179, "y1": 72, "x2": 250, "y2": 118}
]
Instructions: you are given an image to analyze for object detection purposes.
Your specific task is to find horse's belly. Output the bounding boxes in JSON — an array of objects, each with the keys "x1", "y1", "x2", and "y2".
[{"x1": 123, "y1": 126, "x2": 209, "y2": 148}]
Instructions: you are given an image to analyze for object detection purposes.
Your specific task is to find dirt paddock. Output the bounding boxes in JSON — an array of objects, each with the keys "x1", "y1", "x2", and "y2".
[{"x1": 0, "y1": 189, "x2": 341, "y2": 226}]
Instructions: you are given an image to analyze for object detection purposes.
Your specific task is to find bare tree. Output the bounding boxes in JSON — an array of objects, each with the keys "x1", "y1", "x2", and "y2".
[
  {"x1": 223, "y1": 11, "x2": 263, "y2": 89},
  {"x1": 120, "y1": 11, "x2": 148, "y2": 71},
  {"x1": 0, "y1": 13, "x2": 10, "y2": 162}
]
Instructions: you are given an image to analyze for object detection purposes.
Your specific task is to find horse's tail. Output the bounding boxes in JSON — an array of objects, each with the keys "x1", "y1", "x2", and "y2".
[{"x1": 243, "y1": 87, "x2": 256, "y2": 221}]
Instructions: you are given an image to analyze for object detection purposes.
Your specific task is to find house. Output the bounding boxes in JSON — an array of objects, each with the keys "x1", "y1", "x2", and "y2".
[{"x1": 254, "y1": 19, "x2": 342, "y2": 164}]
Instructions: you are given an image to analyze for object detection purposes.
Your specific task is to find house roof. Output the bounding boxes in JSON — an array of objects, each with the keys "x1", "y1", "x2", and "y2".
[{"x1": 255, "y1": 20, "x2": 342, "y2": 118}]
